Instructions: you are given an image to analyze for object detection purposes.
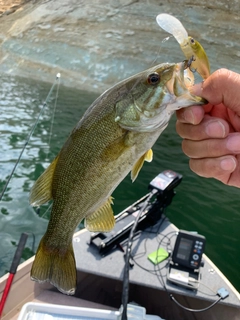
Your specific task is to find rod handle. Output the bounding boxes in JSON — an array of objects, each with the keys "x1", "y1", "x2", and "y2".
[{"x1": 9, "y1": 233, "x2": 28, "y2": 274}]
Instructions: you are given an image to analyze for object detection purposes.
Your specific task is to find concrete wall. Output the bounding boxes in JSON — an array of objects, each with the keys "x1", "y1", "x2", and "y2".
[{"x1": 0, "y1": 0, "x2": 239, "y2": 92}]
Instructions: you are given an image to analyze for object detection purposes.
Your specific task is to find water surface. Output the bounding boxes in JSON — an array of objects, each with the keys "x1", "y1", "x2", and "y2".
[{"x1": 0, "y1": 73, "x2": 239, "y2": 293}]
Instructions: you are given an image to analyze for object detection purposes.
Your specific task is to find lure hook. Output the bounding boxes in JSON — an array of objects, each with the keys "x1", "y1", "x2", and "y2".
[{"x1": 187, "y1": 55, "x2": 197, "y2": 73}]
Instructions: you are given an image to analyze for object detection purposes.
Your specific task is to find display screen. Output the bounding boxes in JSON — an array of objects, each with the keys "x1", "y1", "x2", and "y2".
[
  {"x1": 176, "y1": 238, "x2": 193, "y2": 261},
  {"x1": 150, "y1": 175, "x2": 171, "y2": 190}
]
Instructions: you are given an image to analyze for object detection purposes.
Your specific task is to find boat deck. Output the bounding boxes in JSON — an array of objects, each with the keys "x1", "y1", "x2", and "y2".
[
  {"x1": 1, "y1": 211, "x2": 239, "y2": 320},
  {"x1": 73, "y1": 215, "x2": 240, "y2": 319}
]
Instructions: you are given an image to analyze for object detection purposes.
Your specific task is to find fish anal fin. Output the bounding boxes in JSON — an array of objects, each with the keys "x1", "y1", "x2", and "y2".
[
  {"x1": 131, "y1": 149, "x2": 153, "y2": 182},
  {"x1": 29, "y1": 155, "x2": 59, "y2": 206},
  {"x1": 85, "y1": 197, "x2": 115, "y2": 232},
  {"x1": 30, "y1": 237, "x2": 76, "y2": 295}
]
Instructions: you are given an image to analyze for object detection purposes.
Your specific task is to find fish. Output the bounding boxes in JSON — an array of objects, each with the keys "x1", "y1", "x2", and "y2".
[
  {"x1": 156, "y1": 13, "x2": 210, "y2": 79},
  {"x1": 29, "y1": 60, "x2": 206, "y2": 295}
]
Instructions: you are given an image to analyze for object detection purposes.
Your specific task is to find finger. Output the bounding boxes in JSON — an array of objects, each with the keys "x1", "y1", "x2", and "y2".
[
  {"x1": 176, "y1": 105, "x2": 205, "y2": 124},
  {"x1": 182, "y1": 133, "x2": 240, "y2": 158},
  {"x1": 191, "y1": 69, "x2": 240, "y2": 116},
  {"x1": 176, "y1": 116, "x2": 229, "y2": 140},
  {"x1": 189, "y1": 156, "x2": 238, "y2": 186}
]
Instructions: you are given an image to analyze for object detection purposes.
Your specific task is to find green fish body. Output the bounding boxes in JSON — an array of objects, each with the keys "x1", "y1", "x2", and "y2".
[{"x1": 29, "y1": 61, "x2": 205, "y2": 295}]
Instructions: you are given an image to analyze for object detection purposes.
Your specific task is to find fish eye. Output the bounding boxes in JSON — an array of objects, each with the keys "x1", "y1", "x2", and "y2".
[
  {"x1": 190, "y1": 37, "x2": 195, "y2": 44},
  {"x1": 147, "y1": 72, "x2": 160, "y2": 85}
]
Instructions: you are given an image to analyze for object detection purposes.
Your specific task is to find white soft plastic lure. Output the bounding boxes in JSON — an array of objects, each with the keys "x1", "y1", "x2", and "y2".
[{"x1": 156, "y1": 13, "x2": 210, "y2": 80}]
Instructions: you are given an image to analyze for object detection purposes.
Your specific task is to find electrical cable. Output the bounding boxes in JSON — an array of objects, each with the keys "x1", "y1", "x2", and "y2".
[
  {"x1": 154, "y1": 231, "x2": 176, "y2": 289},
  {"x1": 131, "y1": 228, "x2": 174, "y2": 278},
  {"x1": 0, "y1": 73, "x2": 61, "y2": 202},
  {"x1": 195, "y1": 281, "x2": 219, "y2": 297},
  {"x1": 170, "y1": 294, "x2": 222, "y2": 312},
  {"x1": 117, "y1": 172, "x2": 223, "y2": 316},
  {"x1": 121, "y1": 190, "x2": 157, "y2": 320},
  {"x1": 128, "y1": 218, "x2": 221, "y2": 313},
  {"x1": 153, "y1": 231, "x2": 224, "y2": 313},
  {"x1": 132, "y1": 222, "x2": 163, "y2": 260}
]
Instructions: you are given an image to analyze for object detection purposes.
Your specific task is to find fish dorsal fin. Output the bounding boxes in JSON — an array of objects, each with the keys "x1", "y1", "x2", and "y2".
[
  {"x1": 85, "y1": 197, "x2": 115, "y2": 232},
  {"x1": 29, "y1": 155, "x2": 59, "y2": 206},
  {"x1": 131, "y1": 149, "x2": 153, "y2": 182}
]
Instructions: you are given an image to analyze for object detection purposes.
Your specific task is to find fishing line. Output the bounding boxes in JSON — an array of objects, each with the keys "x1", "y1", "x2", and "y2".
[
  {"x1": 0, "y1": 73, "x2": 61, "y2": 202},
  {"x1": 150, "y1": 35, "x2": 175, "y2": 67},
  {"x1": 38, "y1": 202, "x2": 53, "y2": 219},
  {"x1": 47, "y1": 73, "x2": 61, "y2": 160}
]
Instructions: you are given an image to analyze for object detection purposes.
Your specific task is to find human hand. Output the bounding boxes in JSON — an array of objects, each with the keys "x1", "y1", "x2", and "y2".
[{"x1": 176, "y1": 68, "x2": 240, "y2": 187}]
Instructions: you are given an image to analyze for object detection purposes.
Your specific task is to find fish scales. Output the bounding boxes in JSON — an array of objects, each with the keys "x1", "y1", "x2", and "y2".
[{"x1": 29, "y1": 61, "x2": 206, "y2": 295}]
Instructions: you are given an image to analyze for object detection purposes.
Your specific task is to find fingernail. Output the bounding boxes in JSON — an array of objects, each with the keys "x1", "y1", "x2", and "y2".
[
  {"x1": 183, "y1": 109, "x2": 194, "y2": 124},
  {"x1": 226, "y1": 136, "x2": 240, "y2": 152},
  {"x1": 205, "y1": 120, "x2": 226, "y2": 138},
  {"x1": 220, "y1": 157, "x2": 237, "y2": 171}
]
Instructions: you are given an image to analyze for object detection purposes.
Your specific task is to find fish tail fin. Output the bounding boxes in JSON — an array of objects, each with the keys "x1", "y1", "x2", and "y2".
[{"x1": 30, "y1": 237, "x2": 76, "y2": 295}]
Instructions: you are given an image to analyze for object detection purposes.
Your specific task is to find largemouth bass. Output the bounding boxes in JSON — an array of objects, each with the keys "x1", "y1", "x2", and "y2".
[{"x1": 29, "y1": 60, "x2": 206, "y2": 295}]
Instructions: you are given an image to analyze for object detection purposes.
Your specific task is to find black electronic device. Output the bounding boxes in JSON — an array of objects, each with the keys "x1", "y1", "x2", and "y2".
[
  {"x1": 148, "y1": 170, "x2": 182, "y2": 209},
  {"x1": 149, "y1": 170, "x2": 182, "y2": 194},
  {"x1": 90, "y1": 170, "x2": 182, "y2": 255},
  {"x1": 167, "y1": 230, "x2": 206, "y2": 290},
  {"x1": 90, "y1": 194, "x2": 159, "y2": 255},
  {"x1": 172, "y1": 230, "x2": 206, "y2": 269}
]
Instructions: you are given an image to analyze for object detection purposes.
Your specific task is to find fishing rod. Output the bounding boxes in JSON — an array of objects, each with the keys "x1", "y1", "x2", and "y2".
[
  {"x1": 121, "y1": 190, "x2": 157, "y2": 320},
  {"x1": 0, "y1": 73, "x2": 61, "y2": 202},
  {"x1": 0, "y1": 233, "x2": 28, "y2": 318},
  {"x1": 0, "y1": 74, "x2": 61, "y2": 317},
  {"x1": 120, "y1": 170, "x2": 182, "y2": 319}
]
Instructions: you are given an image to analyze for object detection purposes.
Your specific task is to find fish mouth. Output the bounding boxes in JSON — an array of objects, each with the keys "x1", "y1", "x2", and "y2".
[{"x1": 166, "y1": 60, "x2": 207, "y2": 111}]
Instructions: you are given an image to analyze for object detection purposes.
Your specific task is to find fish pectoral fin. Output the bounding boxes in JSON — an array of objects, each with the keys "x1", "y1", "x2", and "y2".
[
  {"x1": 101, "y1": 133, "x2": 129, "y2": 161},
  {"x1": 85, "y1": 197, "x2": 115, "y2": 232},
  {"x1": 144, "y1": 148, "x2": 153, "y2": 162},
  {"x1": 131, "y1": 149, "x2": 153, "y2": 182},
  {"x1": 29, "y1": 155, "x2": 59, "y2": 206}
]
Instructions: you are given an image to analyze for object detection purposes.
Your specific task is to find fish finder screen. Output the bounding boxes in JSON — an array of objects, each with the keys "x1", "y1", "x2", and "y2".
[{"x1": 176, "y1": 238, "x2": 193, "y2": 261}]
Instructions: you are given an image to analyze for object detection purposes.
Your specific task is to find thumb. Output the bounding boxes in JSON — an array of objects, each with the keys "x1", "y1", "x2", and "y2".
[{"x1": 191, "y1": 69, "x2": 240, "y2": 116}]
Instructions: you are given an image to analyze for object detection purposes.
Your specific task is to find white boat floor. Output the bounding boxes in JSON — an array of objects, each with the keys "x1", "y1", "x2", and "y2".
[{"x1": 3, "y1": 283, "x2": 117, "y2": 320}]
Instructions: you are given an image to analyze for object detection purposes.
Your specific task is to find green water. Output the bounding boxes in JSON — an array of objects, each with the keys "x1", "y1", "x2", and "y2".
[{"x1": 0, "y1": 74, "x2": 239, "y2": 294}]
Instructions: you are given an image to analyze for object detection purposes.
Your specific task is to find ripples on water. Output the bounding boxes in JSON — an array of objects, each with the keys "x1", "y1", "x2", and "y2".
[{"x1": 0, "y1": 74, "x2": 239, "y2": 292}]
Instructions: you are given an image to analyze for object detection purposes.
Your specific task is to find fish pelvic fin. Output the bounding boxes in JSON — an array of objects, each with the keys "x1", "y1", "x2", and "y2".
[
  {"x1": 29, "y1": 155, "x2": 59, "y2": 206},
  {"x1": 85, "y1": 197, "x2": 115, "y2": 232},
  {"x1": 30, "y1": 237, "x2": 76, "y2": 295},
  {"x1": 131, "y1": 149, "x2": 153, "y2": 182}
]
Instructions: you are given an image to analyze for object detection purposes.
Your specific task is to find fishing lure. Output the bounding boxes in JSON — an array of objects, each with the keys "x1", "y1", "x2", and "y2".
[{"x1": 156, "y1": 13, "x2": 210, "y2": 80}]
